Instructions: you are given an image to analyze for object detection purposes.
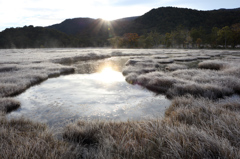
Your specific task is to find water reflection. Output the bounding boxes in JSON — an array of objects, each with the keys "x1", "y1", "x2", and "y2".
[
  {"x1": 72, "y1": 57, "x2": 128, "y2": 74},
  {"x1": 98, "y1": 67, "x2": 125, "y2": 83},
  {"x1": 8, "y1": 57, "x2": 171, "y2": 128}
]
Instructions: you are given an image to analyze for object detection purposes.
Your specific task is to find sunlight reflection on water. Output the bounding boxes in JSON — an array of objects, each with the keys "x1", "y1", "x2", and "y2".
[
  {"x1": 8, "y1": 57, "x2": 171, "y2": 128},
  {"x1": 98, "y1": 67, "x2": 125, "y2": 83}
]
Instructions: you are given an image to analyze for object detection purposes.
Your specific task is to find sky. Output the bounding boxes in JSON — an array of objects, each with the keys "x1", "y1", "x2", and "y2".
[{"x1": 0, "y1": 0, "x2": 239, "y2": 32}]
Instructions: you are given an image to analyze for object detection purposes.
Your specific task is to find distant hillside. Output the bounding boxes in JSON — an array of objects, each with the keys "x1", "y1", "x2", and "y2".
[
  {"x1": 114, "y1": 16, "x2": 139, "y2": 21},
  {"x1": 1, "y1": 7, "x2": 240, "y2": 48},
  {"x1": 47, "y1": 7, "x2": 240, "y2": 38},
  {"x1": 47, "y1": 16, "x2": 138, "y2": 36},
  {"x1": 217, "y1": 7, "x2": 240, "y2": 11},
  {"x1": 47, "y1": 17, "x2": 138, "y2": 46},
  {"x1": 111, "y1": 16, "x2": 140, "y2": 35},
  {"x1": 126, "y1": 7, "x2": 240, "y2": 34},
  {"x1": 0, "y1": 26, "x2": 80, "y2": 48},
  {"x1": 48, "y1": 18, "x2": 95, "y2": 35}
]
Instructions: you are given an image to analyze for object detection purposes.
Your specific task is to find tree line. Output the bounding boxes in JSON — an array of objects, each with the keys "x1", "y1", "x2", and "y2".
[
  {"x1": 1, "y1": 23, "x2": 240, "y2": 49},
  {"x1": 108, "y1": 23, "x2": 240, "y2": 49}
]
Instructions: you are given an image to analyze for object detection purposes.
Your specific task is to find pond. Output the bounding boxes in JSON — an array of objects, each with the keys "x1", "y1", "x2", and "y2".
[{"x1": 8, "y1": 57, "x2": 171, "y2": 128}]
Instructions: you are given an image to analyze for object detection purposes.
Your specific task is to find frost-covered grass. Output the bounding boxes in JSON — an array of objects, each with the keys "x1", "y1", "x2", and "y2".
[
  {"x1": 0, "y1": 98, "x2": 20, "y2": 113},
  {"x1": 0, "y1": 62, "x2": 75, "y2": 98},
  {"x1": 0, "y1": 115, "x2": 77, "y2": 159},
  {"x1": 165, "y1": 63, "x2": 188, "y2": 71},
  {"x1": 62, "y1": 95, "x2": 240, "y2": 158},
  {"x1": 198, "y1": 60, "x2": 228, "y2": 70},
  {"x1": 124, "y1": 51, "x2": 240, "y2": 99},
  {"x1": 1, "y1": 48, "x2": 240, "y2": 158}
]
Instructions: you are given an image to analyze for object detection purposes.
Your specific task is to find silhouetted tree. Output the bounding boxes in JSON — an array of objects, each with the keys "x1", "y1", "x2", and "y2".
[{"x1": 218, "y1": 26, "x2": 233, "y2": 49}]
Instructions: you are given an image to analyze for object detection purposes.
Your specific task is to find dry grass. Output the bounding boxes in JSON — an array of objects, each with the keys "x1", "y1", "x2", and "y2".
[
  {"x1": 165, "y1": 95, "x2": 240, "y2": 149},
  {"x1": 0, "y1": 65, "x2": 18, "y2": 72},
  {"x1": 52, "y1": 54, "x2": 110, "y2": 64},
  {"x1": 173, "y1": 56, "x2": 198, "y2": 62},
  {"x1": 62, "y1": 95, "x2": 240, "y2": 158},
  {"x1": 156, "y1": 58, "x2": 174, "y2": 64},
  {"x1": 165, "y1": 63, "x2": 188, "y2": 71},
  {"x1": 0, "y1": 115, "x2": 76, "y2": 159},
  {"x1": 196, "y1": 55, "x2": 211, "y2": 59},
  {"x1": 122, "y1": 66, "x2": 157, "y2": 76},
  {"x1": 153, "y1": 55, "x2": 169, "y2": 59},
  {"x1": 0, "y1": 63, "x2": 75, "y2": 98},
  {"x1": 0, "y1": 98, "x2": 20, "y2": 113},
  {"x1": 166, "y1": 82, "x2": 234, "y2": 99},
  {"x1": 198, "y1": 60, "x2": 228, "y2": 70},
  {"x1": 124, "y1": 55, "x2": 240, "y2": 99},
  {"x1": 1, "y1": 49, "x2": 240, "y2": 158}
]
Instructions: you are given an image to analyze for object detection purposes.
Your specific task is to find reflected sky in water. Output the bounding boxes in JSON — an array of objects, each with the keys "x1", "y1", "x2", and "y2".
[{"x1": 8, "y1": 57, "x2": 171, "y2": 128}]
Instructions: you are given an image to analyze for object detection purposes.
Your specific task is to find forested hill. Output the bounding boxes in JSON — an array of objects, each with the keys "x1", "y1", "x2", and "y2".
[
  {"x1": 47, "y1": 17, "x2": 139, "y2": 36},
  {"x1": 48, "y1": 7, "x2": 240, "y2": 36},
  {"x1": 46, "y1": 17, "x2": 139, "y2": 46},
  {"x1": 0, "y1": 26, "x2": 80, "y2": 48},
  {"x1": 48, "y1": 18, "x2": 95, "y2": 35},
  {"x1": 0, "y1": 7, "x2": 240, "y2": 48},
  {"x1": 126, "y1": 7, "x2": 240, "y2": 34}
]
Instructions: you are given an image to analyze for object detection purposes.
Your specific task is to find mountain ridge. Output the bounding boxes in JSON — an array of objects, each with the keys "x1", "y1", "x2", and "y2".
[
  {"x1": 125, "y1": 6, "x2": 240, "y2": 34},
  {"x1": 0, "y1": 7, "x2": 240, "y2": 48},
  {"x1": 47, "y1": 16, "x2": 139, "y2": 36},
  {"x1": 46, "y1": 7, "x2": 240, "y2": 36}
]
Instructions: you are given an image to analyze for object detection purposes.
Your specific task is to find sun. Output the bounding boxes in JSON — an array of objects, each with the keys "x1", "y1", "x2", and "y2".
[
  {"x1": 98, "y1": 8, "x2": 123, "y2": 21},
  {"x1": 100, "y1": 14, "x2": 118, "y2": 21}
]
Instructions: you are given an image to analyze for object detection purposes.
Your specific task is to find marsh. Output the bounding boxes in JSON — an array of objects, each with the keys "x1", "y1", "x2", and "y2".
[
  {"x1": 1, "y1": 48, "x2": 240, "y2": 158},
  {"x1": 8, "y1": 57, "x2": 170, "y2": 127}
]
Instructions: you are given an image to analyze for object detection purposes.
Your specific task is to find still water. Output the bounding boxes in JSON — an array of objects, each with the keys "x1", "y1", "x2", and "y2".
[{"x1": 8, "y1": 57, "x2": 171, "y2": 127}]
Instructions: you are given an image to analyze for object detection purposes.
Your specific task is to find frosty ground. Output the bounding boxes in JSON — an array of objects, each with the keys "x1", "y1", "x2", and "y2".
[{"x1": 0, "y1": 48, "x2": 240, "y2": 159}]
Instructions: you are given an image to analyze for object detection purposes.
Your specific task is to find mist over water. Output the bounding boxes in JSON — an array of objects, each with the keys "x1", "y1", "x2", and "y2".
[{"x1": 8, "y1": 57, "x2": 170, "y2": 127}]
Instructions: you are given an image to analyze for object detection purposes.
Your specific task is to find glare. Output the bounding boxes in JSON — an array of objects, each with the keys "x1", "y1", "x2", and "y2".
[
  {"x1": 0, "y1": 0, "x2": 150, "y2": 31},
  {"x1": 98, "y1": 67, "x2": 124, "y2": 83},
  {"x1": 101, "y1": 67, "x2": 113, "y2": 74}
]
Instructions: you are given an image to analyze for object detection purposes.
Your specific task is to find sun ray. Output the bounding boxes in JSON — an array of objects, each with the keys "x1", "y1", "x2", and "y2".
[{"x1": 88, "y1": 19, "x2": 116, "y2": 40}]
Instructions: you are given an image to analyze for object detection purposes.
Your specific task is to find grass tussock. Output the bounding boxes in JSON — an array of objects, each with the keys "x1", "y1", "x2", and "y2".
[
  {"x1": 52, "y1": 54, "x2": 110, "y2": 64},
  {"x1": 0, "y1": 65, "x2": 18, "y2": 72},
  {"x1": 165, "y1": 95, "x2": 240, "y2": 150},
  {"x1": 124, "y1": 56, "x2": 240, "y2": 99},
  {"x1": 0, "y1": 115, "x2": 75, "y2": 159},
  {"x1": 122, "y1": 66, "x2": 156, "y2": 76},
  {"x1": 62, "y1": 94, "x2": 240, "y2": 158},
  {"x1": 0, "y1": 98, "x2": 20, "y2": 113},
  {"x1": 2, "y1": 49, "x2": 240, "y2": 158},
  {"x1": 165, "y1": 63, "x2": 188, "y2": 71},
  {"x1": 198, "y1": 60, "x2": 229, "y2": 70},
  {"x1": 156, "y1": 58, "x2": 174, "y2": 64},
  {"x1": 153, "y1": 55, "x2": 169, "y2": 59},
  {"x1": 166, "y1": 83, "x2": 234, "y2": 99},
  {"x1": 173, "y1": 56, "x2": 198, "y2": 62},
  {"x1": 196, "y1": 55, "x2": 211, "y2": 59},
  {"x1": 0, "y1": 63, "x2": 75, "y2": 98}
]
